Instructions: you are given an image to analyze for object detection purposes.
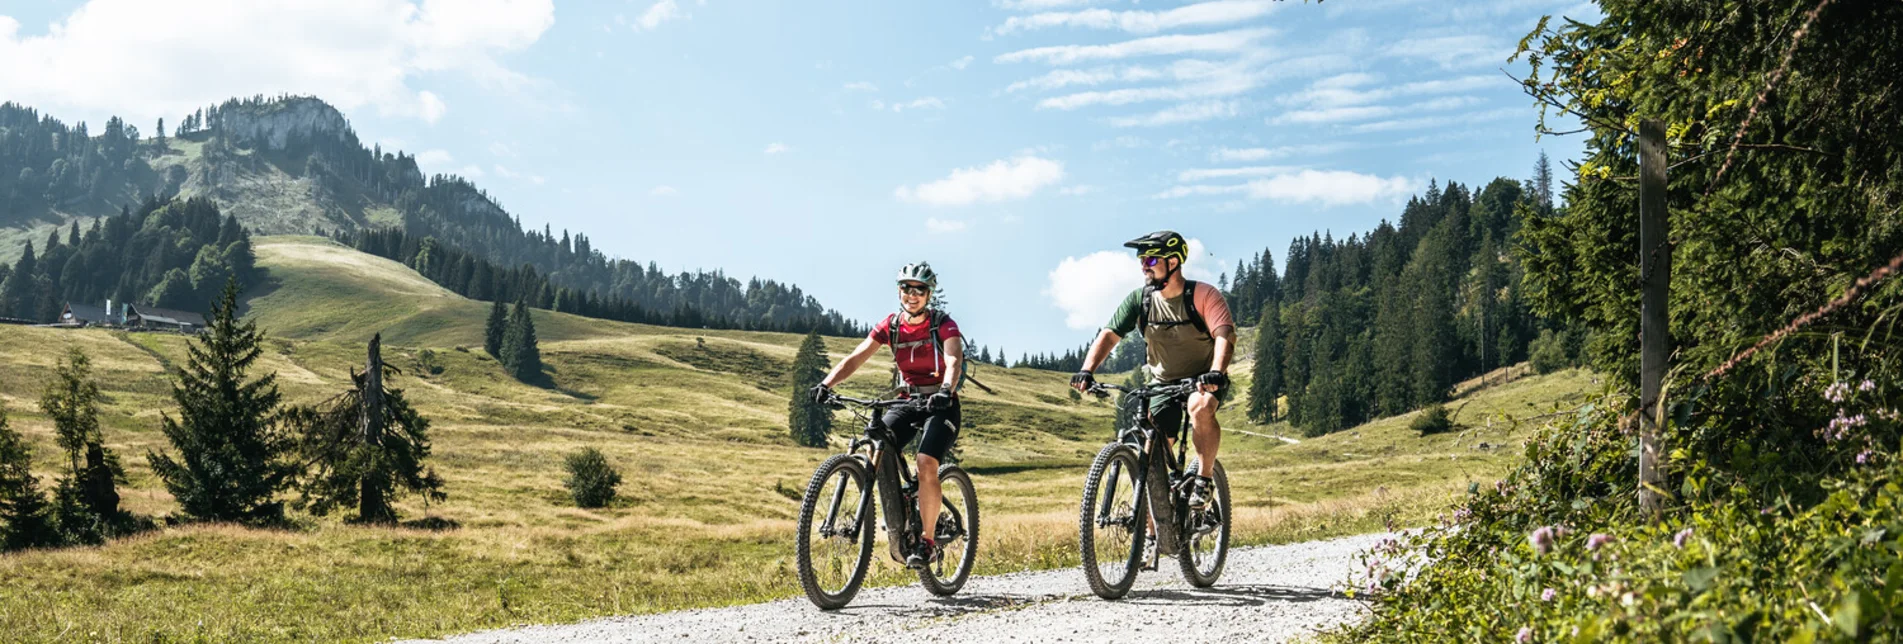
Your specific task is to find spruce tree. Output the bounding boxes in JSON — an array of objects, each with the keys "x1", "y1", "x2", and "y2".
[
  {"x1": 499, "y1": 299, "x2": 542, "y2": 381},
  {"x1": 38, "y1": 347, "x2": 122, "y2": 523},
  {"x1": 787, "y1": 330, "x2": 833, "y2": 447},
  {"x1": 484, "y1": 298, "x2": 507, "y2": 357},
  {"x1": 0, "y1": 404, "x2": 58, "y2": 551},
  {"x1": 0, "y1": 241, "x2": 34, "y2": 318},
  {"x1": 1247, "y1": 300, "x2": 1283, "y2": 423},
  {"x1": 288, "y1": 334, "x2": 445, "y2": 523},
  {"x1": 148, "y1": 278, "x2": 294, "y2": 523}
]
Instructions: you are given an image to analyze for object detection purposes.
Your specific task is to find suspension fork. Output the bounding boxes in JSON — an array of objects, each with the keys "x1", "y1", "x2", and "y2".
[{"x1": 1096, "y1": 457, "x2": 1125, "y2": 525}]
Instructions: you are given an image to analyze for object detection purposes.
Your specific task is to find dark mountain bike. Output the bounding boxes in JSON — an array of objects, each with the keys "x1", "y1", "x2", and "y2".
[
  {"x1": 795, "y1": 392, "x2": 980, "y2": 609},
  {"x1": 1077, "y1": 378, "x2": 1231, "y2": 599}
]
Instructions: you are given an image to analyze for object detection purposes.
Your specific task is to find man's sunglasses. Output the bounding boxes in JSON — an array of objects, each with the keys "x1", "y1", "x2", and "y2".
[
  {"x1": 899, "y1": 284, "x2": 931, "y2": 296},
  {"x1": 1141, "y1": 255, "x2": 1166, "y2": 267}
]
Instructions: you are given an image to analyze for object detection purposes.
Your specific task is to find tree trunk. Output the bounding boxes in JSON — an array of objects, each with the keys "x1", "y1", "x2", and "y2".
[{"x1": 359, "y1": 334, "x2": 389, "y2": 523}]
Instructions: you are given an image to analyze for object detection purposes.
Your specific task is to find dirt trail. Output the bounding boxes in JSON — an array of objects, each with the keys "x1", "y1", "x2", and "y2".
[{"x1": 414, "y1": 532, "x2": 1384, "y2": 643}]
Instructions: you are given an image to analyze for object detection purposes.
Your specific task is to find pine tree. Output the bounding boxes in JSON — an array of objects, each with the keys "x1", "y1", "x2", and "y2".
[
  {"x1": 0, "y1": 404, "x2": 58, "y2": 551},
  {"x1": 38, "y1": 347, "x2": 121, "y2": 524},
  {"x1": 499, "y1": 299, "x2": 543, "y2": 381},
  {"x1": 288, "y1": 334, "x2": 446, "y2": 523},
  {"x1": 1247, "y1": 300, "x2": 1283, "y2": 423},
  {"x1": 484, "y1": 298, "x2": 507, "y2": 357},
  {"x1": 0, "y1": 241, "x2": 34, "y2": 318},
  {"x1": 148, "y1": 279, "x2": 294, "y2": 523},
  {"x1": 787, "y1": 330, "x2": 833, "y2": 447}
]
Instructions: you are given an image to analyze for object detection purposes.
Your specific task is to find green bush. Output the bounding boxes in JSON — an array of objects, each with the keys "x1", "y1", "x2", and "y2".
[
  {"x1": 1529, "y1": 329, "x2": 1570, "y2": 375},
  {"x1": 563, "y1": 448, "x2": 622, "y2": 509},
  {"x1": 1409, "y1": 404, "x2": 1456, "y2": 436}
]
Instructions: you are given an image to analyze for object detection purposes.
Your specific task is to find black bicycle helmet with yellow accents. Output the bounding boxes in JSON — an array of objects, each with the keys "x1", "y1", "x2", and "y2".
[{"x1": 1124, "y1": 230, "x2": 1188, "y2": 262}]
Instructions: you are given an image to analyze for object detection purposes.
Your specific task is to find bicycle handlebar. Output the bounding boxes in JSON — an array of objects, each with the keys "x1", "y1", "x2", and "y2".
[{"x1": 1083, "y1": 377, "x2": 1201, "y2": 399}]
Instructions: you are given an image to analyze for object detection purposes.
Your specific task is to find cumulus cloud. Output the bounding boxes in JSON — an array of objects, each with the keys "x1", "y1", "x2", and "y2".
[
  {"x1": 0, "y1": 0, "x2": 555, "y2": 125},
  {"x1": 993, "y1": 0, "x2": 1280, "y2": 36},
  {"x1": 1242, "y1": 170, "x2": 1417, "y2": 205},
  {"x1": 895, "y1": 155, "x2": 1066, "y2": 206},
  {"x1": 1046, "y1": 251, "x2": 1143, "y2": 330}
]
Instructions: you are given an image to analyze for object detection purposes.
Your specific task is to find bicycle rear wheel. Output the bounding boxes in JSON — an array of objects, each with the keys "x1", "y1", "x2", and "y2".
[
  {"x1": 918, "y1": 465, "x2": 979, "y2": 595},
  {"x1": 796, "y1": 454, "x2": 875, "y2": 609},
  {"x1": 1177, "y1": 459, "x2": 1230, "y2": 588},
  {"x1": 1079, "y1": 442, "x2": 1145, "y2": 599}
]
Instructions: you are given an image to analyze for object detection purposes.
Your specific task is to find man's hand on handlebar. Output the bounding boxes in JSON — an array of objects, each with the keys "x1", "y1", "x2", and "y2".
[{"x1": 1070, "y1": 370, "x2": 1096, "y2": 393}]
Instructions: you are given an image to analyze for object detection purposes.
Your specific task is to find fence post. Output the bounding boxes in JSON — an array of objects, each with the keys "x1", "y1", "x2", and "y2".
[{"x1": 1638, "y1": 119, "x2": 1670, "y2": 519}]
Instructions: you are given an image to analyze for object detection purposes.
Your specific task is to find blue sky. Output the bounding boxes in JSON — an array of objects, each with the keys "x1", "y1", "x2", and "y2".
[{"x1": 0, "y1": 0, "x2": 1598, "y2": 356}]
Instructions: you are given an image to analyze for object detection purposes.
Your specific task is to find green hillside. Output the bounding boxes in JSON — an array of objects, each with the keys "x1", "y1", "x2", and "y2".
[{"x1": 0, "y1": 237, "x2": 1597, "y2": 642}]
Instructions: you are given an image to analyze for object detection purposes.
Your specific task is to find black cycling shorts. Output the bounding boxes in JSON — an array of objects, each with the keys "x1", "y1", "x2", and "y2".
[
  {"x1": 883, "y1": 399, "x2": 961, "y2": 461},
  {"x1": 1149, "y1": 387, "x2": 1227, "y2": 442}
]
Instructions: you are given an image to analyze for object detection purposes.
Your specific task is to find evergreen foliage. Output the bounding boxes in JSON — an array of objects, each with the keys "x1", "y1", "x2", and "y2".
[
  {"x1": 562, "y1": 448, "x2": 622, "y2": 509},
  {"x1": 483, "y1": 298, "x2": 506, "y2": 358},
  {"x1": 38, "y1": 347, "x2": 125, "y2": 528},
  {"x1": 787, "y1": 330, "x2": 833, "y2": 448},
  {"x1": 1247, "y1": 299, "x2": 1283, "y2": 423},
  {"x1": 288, "y1": 335, "x2": 446, "y2": 523},
  {"x1": 0, "y1": 196, "x2": 256, "y2": 321},
  {"x1": 498, "y1": 299, "x2": 543, "y2": 382},
  {"x1": 148, "y1": 279, "x2": 294, "y2": 524},
  {"x1": 0, "y1": 404, "x2": 58, "y2": 551}
]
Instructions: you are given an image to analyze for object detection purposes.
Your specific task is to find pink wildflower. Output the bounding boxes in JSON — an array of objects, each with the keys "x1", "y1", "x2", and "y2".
[
  {"x1": 1673, "y1": 527, "x2": 1694, "y2": 549},
  {"x1": 1541, "y1": 587, "x2": 1556, "y2": 602},
  {"x1": 1586, "y1": 533, "x2": 1614, "y2": 551},
  {"x1": 1517, "y1": 626, "x2": 1534, "y2": 643},
  {"x1": 1529, "y1": 526, "x2": 1556, "y2": 555},
  {"x1": 1858, "y1": 450, "x2": 1874, "y2": 465}
]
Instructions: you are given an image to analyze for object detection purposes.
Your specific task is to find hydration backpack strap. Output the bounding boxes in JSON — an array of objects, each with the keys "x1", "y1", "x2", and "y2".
[{"x1": 1183, "y1": 280, "x2": 1208, "y2": 336}]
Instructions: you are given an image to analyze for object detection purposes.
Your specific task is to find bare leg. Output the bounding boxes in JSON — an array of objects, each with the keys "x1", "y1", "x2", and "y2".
[
  {"x1": 1188, "y1": 392, "x2": 1221, "y2": 477},
  {"x1": 917, "y1": 453, "x2": 941, "y2": 542}
]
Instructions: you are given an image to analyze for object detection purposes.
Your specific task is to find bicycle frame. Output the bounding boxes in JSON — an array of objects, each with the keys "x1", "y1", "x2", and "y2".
[
  {"x1": 1094, "y1": 381, "x2": 1197, "y2": 556},
  {"x1": 821, "y1": 398, "x2": 923, "y2": 564}
]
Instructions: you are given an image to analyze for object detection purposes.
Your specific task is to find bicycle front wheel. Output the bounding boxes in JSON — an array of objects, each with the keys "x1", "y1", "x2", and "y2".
[
  {"x1": 796, "y1": 454, "x2": 875, "y2": 609},
  {"x1": 1079, "y1": 442, "x2": 1145, "y2": 599},
  {"x1": 918, "y1": 464, "x2": 979, "y2": 595},
  {"x1": 1178, "y1": 458, "x2": 1231, "y2": 588}
]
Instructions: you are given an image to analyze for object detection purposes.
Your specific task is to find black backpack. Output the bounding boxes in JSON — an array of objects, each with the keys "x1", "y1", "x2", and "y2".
[{"x1": 1136, "y1": 280, "x2": 1209, "y2": 337}]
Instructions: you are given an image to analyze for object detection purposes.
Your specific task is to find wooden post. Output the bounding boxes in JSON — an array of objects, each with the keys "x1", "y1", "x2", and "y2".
[
  {"x1": 1638, "y1": 120, "x2": 1670, "y2": 519},
  {"x1": 360, "y1": 333, "x2": 388, "y2": 523}
]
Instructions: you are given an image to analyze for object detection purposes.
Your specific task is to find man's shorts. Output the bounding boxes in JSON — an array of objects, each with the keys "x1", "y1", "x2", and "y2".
[{"x1": 1148, "y1": 385, "x2": 1229, "y2": 442}]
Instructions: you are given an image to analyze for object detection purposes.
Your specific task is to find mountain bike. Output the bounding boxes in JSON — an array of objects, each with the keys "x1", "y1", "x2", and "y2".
[
  {"x1": 795, "y1": 392, "x2": 979, "y2": 609},
  {"x1": 1077, "y1": 378, "x2": 1231, "y2": 599}
]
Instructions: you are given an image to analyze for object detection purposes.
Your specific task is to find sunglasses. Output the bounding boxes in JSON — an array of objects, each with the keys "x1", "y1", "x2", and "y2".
[
  {"x1": 899, "y1": 284, "x2": 931, "y2": 296},
  {"x1": 1142, "y1": 256, "x2": 1165, "y2": 267}
]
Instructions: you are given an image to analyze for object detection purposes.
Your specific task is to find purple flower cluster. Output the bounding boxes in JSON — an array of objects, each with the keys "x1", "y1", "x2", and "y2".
[
  {"x1": 1823, "y1": 412, "x2": 1868, "y2": 442},
  {"x1": 1825, "y1": 381, "x2": 1852, "y2": 403},
  {"x1": 1541, "y1": 587, "x2": 1556, "y2": 602},
  {"x1": 1858, "y1": 450, "x2": 1875, "y2": 465},
  {"x1": 1673, "y1": 527, "x2": 1694, "y2": 549},
  {"x1": 1586, "y1": 533, "x2": 1614, "y2": 551},
  {"x1": 1517, "y1": 626, "x2": 1534, "y2": 643},
  {"x1": 1529, "y1": 526, "x2": 1557, "y2": 555},
  {"x1": 1861, "y1": 379, "x2": 1878, "y2": 393}
]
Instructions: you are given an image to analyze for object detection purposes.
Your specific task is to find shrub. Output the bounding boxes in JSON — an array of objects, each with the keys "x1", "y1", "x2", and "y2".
[
  {"x1": 563, "y1": 448, "x2": 622, "y2": 509},
  {"x1": 1409, "y1": 404, "x2": 1456, "y2": 436},
  {"x1": 1529, "y1": 329, "x2": 1570, "y2": 375}
]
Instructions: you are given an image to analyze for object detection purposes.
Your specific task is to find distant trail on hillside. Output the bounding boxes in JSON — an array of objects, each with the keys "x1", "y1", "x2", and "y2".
[{"x1": 411, "y1": 533, "x2": 1384, "y2": 644}]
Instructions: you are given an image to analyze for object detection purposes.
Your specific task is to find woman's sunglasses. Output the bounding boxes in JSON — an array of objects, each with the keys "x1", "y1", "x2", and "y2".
[{"x1": 899, "y1": 284, "x2": 931, "y2": 297}]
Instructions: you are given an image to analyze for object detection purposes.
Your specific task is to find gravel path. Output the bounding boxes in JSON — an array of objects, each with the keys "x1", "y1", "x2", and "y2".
[{"x1": 414, "y1": 532, "x2": 1385, "y2": 644}]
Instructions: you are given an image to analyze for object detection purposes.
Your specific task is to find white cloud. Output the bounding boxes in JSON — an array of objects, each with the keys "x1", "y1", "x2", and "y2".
[
  {"x1": 1035, "y1": 58, "x2": 1263, "y2": 110},
  {"x1": 415, "y1": 148, "x2": 453, "y2": 166},
  {"x1": 1242, "y1": 169, "x2": 1417, "y2": 205},
  {"x1": 1210, "y1": 143, "x2": 1350, "y2": 162},
  {"x1": 454, "y1": 164, "x2": 485, "y2": 178},
  {"x1": 529, "y1": 175, "x2": 545, "y2": 185},
  {"x1": 1059, "y1": 185, "x2": 1098, "y2": 196},
  {"x1": 994, "y1": 0, "x2": 1280, "y2": 36},
  {"x1": 895, "y1": 155, "x2": 1066, "y2": 206},
  {"x1": 764, "y1": 142, "x2": 790, "y2": 154},
  {"x1": 1383, "y1": 34, "x2": 1510, "y2": 68},
  {"x1": 1046, "y1": 251, "x2": 1144, "y2": 330},
  {"x1": 489, "y1": 142, "x2": 517, "y2": 158},
  {"x1": 1005, "y1": 65, "x2": 1167, "y2": 93},
  {"x1": 1272, "y1": 104, "x2": 1395, "y2": 124},
  {"x1": 891, "y1": 97, "x2": 946, "y2": 112},
  {"x1": 493, "y1": 165, "x2": 520, "y2": 179},
  {"x1": 994, "y1": 28, "x2": 1271, "y2": 65},
  {"x1": 925, "y1": 218, "x2": 969, "y2": 234},
  {"x1": 0, "y1": 0, "x2": 554, "y2": 126},
  {"x1": 649, "y1": 185, "x2": 678, "y2": 196},
  {"x1": 1211, "y1": 147, "x2": 1272, "y2": 162},
  {"x1": 843, "y1": 81, "x2": 879, "y2": 92},
  {"x1": 949, "y1": 55, "x2": 974, "y2": 70},
  {"x1": 1107, "y1": 100, "x2": 1239, "y2": 127},
  {"x1": 1176, "y1": 165, "x2": 1301, "y2": 182},
  {"x1": 634, "y1": 0, "x2": 687, "y2": 30},
  {"x1": 1347, "y1": 106, "x2": 1519, "y2": 133},
  {"x1": 997, "y1": 0, "x2": 1103, "y2": 9}
]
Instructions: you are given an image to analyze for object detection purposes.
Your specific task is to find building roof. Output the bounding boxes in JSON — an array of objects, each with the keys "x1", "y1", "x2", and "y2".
[
  {"x1": 129, "y1": 305, "x2": 207, "y2": 327},
  {"x1": 62, "y1": 303, "x2": 111, "y2": 323}
]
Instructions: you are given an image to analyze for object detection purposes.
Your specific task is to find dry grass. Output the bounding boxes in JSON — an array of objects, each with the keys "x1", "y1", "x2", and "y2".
[{"x1": 0, "y1": 237, "x2": 1594, "y2": 642}]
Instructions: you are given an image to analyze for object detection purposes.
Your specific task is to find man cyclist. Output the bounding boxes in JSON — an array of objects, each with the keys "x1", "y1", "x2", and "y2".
[
  {"x1": 1070, "y1": 231, "x2": 1235, "y2": 511},
  {"x1": 812, "y1": 262, "x2": 966, "y2": 570}
]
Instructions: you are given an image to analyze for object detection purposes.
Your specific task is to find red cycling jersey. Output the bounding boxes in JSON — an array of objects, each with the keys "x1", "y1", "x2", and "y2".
[{"x1": 869, "y1": 311, "x2": 962, "y2": 388}]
